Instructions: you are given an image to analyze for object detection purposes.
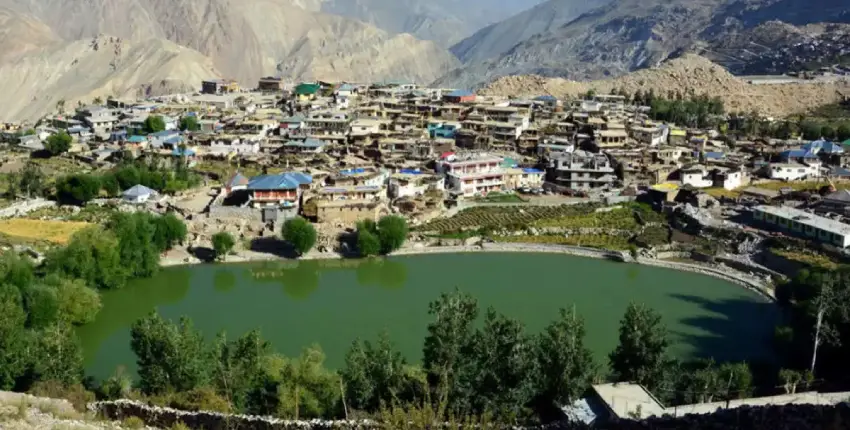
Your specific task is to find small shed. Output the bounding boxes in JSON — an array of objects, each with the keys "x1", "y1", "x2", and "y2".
[{"x1": 122, "y1": 184, "x2": 157, "y2": 204}]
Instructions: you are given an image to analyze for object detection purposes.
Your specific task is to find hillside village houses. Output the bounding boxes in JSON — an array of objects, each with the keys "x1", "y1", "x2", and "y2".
[{"x1": 5, "y1": 76, "x2": 850, "y2": 241}]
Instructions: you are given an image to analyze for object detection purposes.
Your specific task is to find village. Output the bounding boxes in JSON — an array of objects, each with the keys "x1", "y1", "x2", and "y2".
[{"x1": 0, "y1": 76, "x2": 849, "y2": 274}]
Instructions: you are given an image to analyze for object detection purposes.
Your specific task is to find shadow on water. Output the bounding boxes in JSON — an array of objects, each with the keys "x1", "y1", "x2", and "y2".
[{"x1": 668, "y1": 293, "x2": 780, "y2": 363}]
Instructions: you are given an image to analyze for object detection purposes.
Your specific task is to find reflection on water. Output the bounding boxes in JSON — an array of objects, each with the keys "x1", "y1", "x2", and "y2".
[
  {"x1": 213, "y1": 270, "x2": 237, "y2": 293},
  {"x1": 251, "y1": 258, "x2": 409, "y2": 299}
]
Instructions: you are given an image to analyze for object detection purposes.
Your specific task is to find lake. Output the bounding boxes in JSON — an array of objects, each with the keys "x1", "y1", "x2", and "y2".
[{"x1": 77, "y1": 253, "x2": 780, "y2": 380}]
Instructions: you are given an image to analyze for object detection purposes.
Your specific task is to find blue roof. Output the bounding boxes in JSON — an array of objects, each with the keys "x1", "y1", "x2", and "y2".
[
  {"x1": 164, "y1": 136, "x2": 184, "y2": 145},
  {"x1": 284, "y1": 138, "x2": 326, "y2": 148},
  {"x1": 446, "y1": 89, "x2": 474, "y2": 98},
  {"x1": 172, "y1": 147, "x2": 195, "y2": 156},
  {"x1": 226, "y1": 172, "x2": 250, "y2": 187},
  {"x1": 339, "y1": 168, "x2": 366, "y2": 175},
  {"x1": 149, "y1": 130, "x2": 179, "y2": 138},
  {"x1": 127, "y1": 135, "x2": 147, "y2": 143},
  {"x1": 247, "y1": 173, "x2": 312, "y2": 190},
  {"x1": 704, "y1": 151, "x2": 725, "y2": 160},
  {"x1": 399, "y1": 168, "x2": 424, "y2": 175},
  {"x1": 522, "y1": 168, "x2": 544, "y2": 174},
  {"x1": 803, "y1": 139, "x2": 844, "y2": 154},
  {"x1": 338, "y1": 84, "x2": 355, "y2": 91},
  {"x1": 534, "y1": 95, "x2": 557, "y2": 102},
  {"x1": 830, "y1": 166, "x2": 850, "y2": 177},
  {"x1": 781, "y1": 149, "x2": 818, "y2": 159}
]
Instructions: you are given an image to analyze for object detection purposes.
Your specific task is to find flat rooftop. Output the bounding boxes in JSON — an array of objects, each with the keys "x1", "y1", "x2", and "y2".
[{"x1": 754, "y1": 205, "x2": 850, "y2": 235}]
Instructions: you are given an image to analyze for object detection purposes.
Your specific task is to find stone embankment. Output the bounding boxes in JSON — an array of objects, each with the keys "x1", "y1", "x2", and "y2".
[{"x1": 0, "y1": 198, "x2": 55, "y2": 219}]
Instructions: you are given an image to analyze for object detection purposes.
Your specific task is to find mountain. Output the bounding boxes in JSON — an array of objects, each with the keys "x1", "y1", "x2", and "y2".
[
  {"x1": 479, "y1": 54, "x2": 850, "y2": 117},
  {"x1": 449, "y1": 0, "x2": 613, "y2": 64},
  {"x1": 0, "y1": 0, "x2": 460, "y2": 84},
  {"x1": 317, "y1": 0, "x2": 543, "y2": 47},
  {"x1": 0, "y1": 35, "x2": 220, "y2": 121},
  {"x1": 437, "y1": 0, "x2": 850, "y2": 89}
]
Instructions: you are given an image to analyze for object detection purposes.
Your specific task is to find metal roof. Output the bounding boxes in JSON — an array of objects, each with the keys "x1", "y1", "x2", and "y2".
[
  {"x1": 247, "y1": 173, "x2": 312, "y2": 190},
  {"x1": 754, "y1": 205, "x2": 850, "y2": 235},
  {"x1": 123, "y1": 184, "x2": 156, "y2": 198},
  {"x1": 446, "y1": 89, "x2": 474, "y2": 97}
]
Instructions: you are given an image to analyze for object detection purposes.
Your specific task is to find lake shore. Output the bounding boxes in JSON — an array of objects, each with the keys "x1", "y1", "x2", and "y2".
[{"x1": 160, "y1": 242, "x2": 775, "y2": 302}]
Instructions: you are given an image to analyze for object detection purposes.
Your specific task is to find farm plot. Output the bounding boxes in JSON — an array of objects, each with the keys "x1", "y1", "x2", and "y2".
[
  {"x1": 419, "y1": 204, "x2": 598, "y2": 233},
  {"x1": 0, "y1": 219, "x2": 91, "y2": 244}
]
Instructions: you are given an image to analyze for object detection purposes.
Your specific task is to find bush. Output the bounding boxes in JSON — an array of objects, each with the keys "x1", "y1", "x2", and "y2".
[
  {"x1": 377, "y1": 215, "x2": 408, "y2": 254},
  {"x1": 143, "y1": 115, "x2": 166, "y2": 133},
  {"x1": 45, "y1": 131, "x2": 72, "y2": 156},
  {"x1": 152, "y1": 213, "x2": 188, "y2": 252},
  {"x1": 55, "y1": 174, "x2": 101, "y2": 205},
  {"x1": 357, "y1": 229, "x2": 381, "y2": 257},
  {"x1": 211, "y1": 232, "x2": 235, "y2": 261},
  {"x1": 28, "y1": 380, "x2": 94, "y2": 412},
  {"x1": 44, "y1": 227, "x2": 127, "y2": 290},
  {"x1": 282, "y1": 217, "x2": 317, "y2": 256},
  {"x1": 122, "y1": 416, "x2": 146, "y2": 429}
]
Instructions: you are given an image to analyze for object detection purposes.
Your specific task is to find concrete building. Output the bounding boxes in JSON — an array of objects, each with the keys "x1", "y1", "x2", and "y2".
[
  {"x1": 547, "y1": 150, "x2": 617, "y2": 190},
  {"x1": 246, "y1": 172, "x2": 312, "y2": 209},
  {"x1": 257, "y1": 76, "x2": 284, "y2": 92},
  {"x1": 439, "y1": 154, "x2": 506, "y2": 197},
  {"x1": 752, "y1": 205, "x2": 850, "y2": 247},
  {"x1": 768, "y1": 162, "x2": 820, "y2": 181},
  {"x1": 202, "y1": 79, "x2": 239, "y2": 94}
]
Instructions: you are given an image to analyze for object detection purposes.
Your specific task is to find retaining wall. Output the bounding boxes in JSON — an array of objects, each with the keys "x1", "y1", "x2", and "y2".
[{"x1": 0, "y1": 198, "x2": 56, "y2": 218}]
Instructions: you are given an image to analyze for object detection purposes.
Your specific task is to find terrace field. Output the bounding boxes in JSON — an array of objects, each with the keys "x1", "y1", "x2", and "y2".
[{"x1": 0, "y1": 219, "x2": 91, "y2": 244}]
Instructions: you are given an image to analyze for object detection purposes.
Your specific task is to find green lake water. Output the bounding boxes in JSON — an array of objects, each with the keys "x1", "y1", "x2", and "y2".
[{"x1": 76, "y1": 253, "x2": 780, "y2": 380}]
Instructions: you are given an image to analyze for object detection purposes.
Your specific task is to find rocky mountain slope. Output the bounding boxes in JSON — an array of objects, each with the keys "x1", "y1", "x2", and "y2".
[
  {"x1": 0, "y1": 35, "x2": 220, "y2": 122},
  {"x1": 479, "y1": 54, "x2": 850, "y2": 117},
  {"x1": 0, "y1": 0, "x2": 459, "y2": 84},
  {"x1": 317, "y1": 0, "x2": 542, "y2": 47},
  {"x1": 438, "y1": 0, "x2": 850, "y2": 89}
]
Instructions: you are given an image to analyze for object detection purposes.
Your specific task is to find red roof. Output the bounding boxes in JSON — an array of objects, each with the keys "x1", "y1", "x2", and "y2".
[{"x1": 440, "y1": 151, "x2": 455, "y2": 159}]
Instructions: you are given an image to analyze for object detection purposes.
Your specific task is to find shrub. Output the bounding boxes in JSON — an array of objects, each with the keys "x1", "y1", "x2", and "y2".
[
  {"x1": 211, "y1": 232, "x2": 235, "y2": 261},
  {"x1": 357, "y1": 229, "x2": 381, "y2": 257},
  {"x1": 282, "y1": 217, "x2": 317, "y2": 256},
  {"x1": 55, "y1": 174, "x2": 101, "y2": 205},
  {"x1": 377, "y1": 215, "x2": 408, "y2": 254},
  {"x1": 28, "y1": 380, "x2": 94, "y2": 412},
  {"x1": 122, "y1": 416, "x2": 146, "y2": 429}
]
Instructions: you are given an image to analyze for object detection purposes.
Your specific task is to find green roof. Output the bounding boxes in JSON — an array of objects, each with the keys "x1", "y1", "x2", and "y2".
[
  {"x1": 294, "y1": 83, "x2": 320, "y2": 96},
  {"x1": 842, "y1": 139, "x2": 850, "y2": 147}
]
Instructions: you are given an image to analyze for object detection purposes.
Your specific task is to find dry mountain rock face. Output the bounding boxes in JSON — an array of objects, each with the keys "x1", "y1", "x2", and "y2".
[
  {"x1": 480, "y1": 54, "x2": 850, "y2": 117},
  {"x1": 437, "y1": 0, "x2": 850, "y2": 89}
]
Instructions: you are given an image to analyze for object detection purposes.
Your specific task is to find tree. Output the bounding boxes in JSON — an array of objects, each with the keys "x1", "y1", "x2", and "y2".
[
  {"x1": 609, "y1": 303, "x2": 670, "y2": 391},
  {"x1": 180, "y1": 116, "x2": 200, "y2": 132},
  {"x1": 821, "y1": 125, "x2": 836, "y2": 140},
  {"x1": 108, "y1": 212, "x2": 160, "y2": 278},
  {"x1": 210, "y1": 329, "x2": 271, "y2": 411},
  {"x1": 0, "y1": 283, "x2": 26, "y2": 389},
  {"x1": 0, "y1": 251, "x2": 35, "y2": 291},
  {"x1": 55, "y1": 174, "x2": 101, "y2": 205},
  {"x1": 251, "y1": 346, "x2": 340, "y2": 419},
  {"x1": 49, "y1": 276, "x2": 102, "y2": 325},
  {"x1": 93, "y1": 96, "x2": 103, "y2": 105},
  {"x1": 131, "y1": 312, "x2": 210, "y2": 394},
  {"x1": 422, "y1": 289, "x2": 479, "y2": 414},
  {"x1": 467, "y1": 308, "x2": 536, "y2": 420},
  {"x1": 100, "y1": 173, "x2": 120, "y2": 197},
  {"x1": 152, "y1": 213, "x2": 188, "y2": 252},
  {"x1": 837, "y1": 123, "x2": 850, "y2": 141},
  {"x1": 56, "y1": 99, "x2": 66, "y2": 113},
  {"x1": 44, "y1": 227, "x2": 127, "y2": 290},
  {"x1": 143, "y1": 115, "x2": 167, "y2": 134},
  {"x1": 535, "y1": 307, "x2": 597, "y2": 406},
  {"x1": 23, "y1": 284, "x2": 60, "y2": 329},
  {"x1": 28, "y1": 324, "x2": 84, "y2": 386},
  {"x1": 212, "y1": 232, "x2": 235, "y2": 261},
  {"x1": 341, "y1": 332, "x2": 408, "y2": 412},
  {"x1": 356, "y1": 229, "x2": 381, "y2": 257},
  {"x1": 808, "y1": 274, "x2": 850, "y2": 374},
  {"x1": 377, "y1": 215, "x2": 408, "y2": 254},
  {"x1": 18, "y1": 163, "x2": 44, "y2": 198},
  {"x1": 801, "y1": 121, "x2": 822, "y2": 140},
  {"x1": 282, "y1": 217, "x2": 317, "y2": 256},
  {"x1": 45, "y1": 131, "x2": 73, "y2": 156}
]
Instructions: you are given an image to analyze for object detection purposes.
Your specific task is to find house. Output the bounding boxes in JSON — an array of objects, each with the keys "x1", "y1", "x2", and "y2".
[
  {"x1": 318, "y1": 185, "x2": 386, "y2": 201},
  {"x1": 294, "y1": 83, "x2": 321, "y2": 101},
  {"x1": 202, "y1": 79, "x2": 239, "y2": 94},
  {"x1": 428, "y1": 121, "x2": 461, "y2": 139},
  {"x1": 680, "y1": 165, "x2": 714, "y2": 188},
  {"x1": 336, "y1": 83, "x2": 356, "y2": 98},
  {"x1": 282, "y1": 138, "x2": 328, "y2": 154},
  {"x1": 443, "y1": 89, "x2": 476, "y2": 104},
  {"x1": 315, "y1": 199, "x2": 380, "y2": 223},
  {"x1": 388, "y1": 171, "x2": 444, "y2": 198},
  {"x1": 752, "y1": 205, "x2": 850, "y2": 248},
  {"x1": 768, "y1": 162, "x2": 820, "y2": 181},
  {"x1": 78, "y1": 106, "x2": 118, "y2": 132},
  {"x1": 224, "y1": 172, "x2": 250, "y2": 194},
  {"x1": 122, "y1": 185, "x2": 157, "y2": 204},
  {"x1": 546, "y1": 150, "x2": 617, "y2": 190},
  {"x1": 820, "y1": 189, "x2": 850, "y2": 213},
  {"x1": 504, "y1": 168, "x2": 545, "y2": 189},
  {"x1": 596, "y1": 129, "x2": 628, "y2": 148},
  {"x1": 257, "y1": 76, "x2": 283, "y2": 92},
  {"x1": 246, "y1": 172, "x2": 313, "y2": 209}
]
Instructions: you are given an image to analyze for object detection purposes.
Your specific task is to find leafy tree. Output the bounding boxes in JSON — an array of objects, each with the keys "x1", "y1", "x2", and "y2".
[
  {"x1": 377, "y1": 215, "x2": 408, "y2": 254},
  {"x1": 212, "y1": 232, "x2": 235, "y2": 261},
  {"x1": 55, "y1": 174, "x2": 101, "y2": 205},
  {"x1": 422, "y1": 289, "x2": 478, "y2": 414},
  {"x1": 114, "y1": 165, "x2": 142, "y2": 190},
  {"x1": 144, "y1": 115, "x2": 167, "y2": 134},
  {"x1": 0, "y1": 251, "x2": 34, "y2": 290},
  {"x1": 282, "y1": 217, "x2": 317, "y2": 256},
  {"x1": 210, "y1": 329, "x2": 271, "y2": 411},
  {"x1": 467, "y1": 308, "x2": 536, "y2": 420},
  {"x1": 45, "y1": 131, "x2": 73, "y2": 156},
  {"x1": 801, "y1": 121, "x2": 822, "y2": 140},
  {"x1": 18, "y1": 163, "x2": 45, "y2": 197},
  {"x1": 152, "y1": 213, "x2": 187, "y2": 252},
  {"x1": 23, "y1": 284, "x2": 60, "y2": 329},
  {"x1": 837, "y1": 123, "x2": 850, "y2": 141},
  {"x1": 108, "y1": 212, "x2": 160, "y2": 278},
  {"x1": 535, "y1": 307, "x2": 597, "y2": 406},
  {"x1": 821, "y1": 125, "x2": 836, "y2": 140},
  {"x1": 44, "y1": 227, "x2": 127, "y2": 290},
  {"x1": 28, "y1": 324, "x2": 84, "y2": 386},
  {"x1": 49, "y1": 276, "x2": 102, "y2": 325},
  {"x1": 180, "y1": 116, "x2": 200, "y2": 131},
  {"x1": 808, "y1": 274, "x2": 850, "y2": 374},
  {"x1": 131, "y1": 312, "x2": 210, "y2": 394},
  {"x1": 609, "y1": 303, "x2": 670, "y2": 391},
  {"x1": 341, "y1": 332, "x2": 409, "y2": 412},
  {"x1": 100, "y1": 173, "x2": 120, "y2": 197},
  {"x1": 356, "y1": 229, "x2": 381, "y2": 257},
  {"x1": 251, "y1": 346, "x2": 340, "y2": 419},
  {"x1": 0, "y1": 283, "x2": 26, "y2": 389}
]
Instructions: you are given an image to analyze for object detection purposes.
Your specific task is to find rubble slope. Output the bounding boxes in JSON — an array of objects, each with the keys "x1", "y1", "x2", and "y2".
[
  {"x1": 0, "y1": 35, "x2": 221, "y2": 122},
  {"x1": 479, "y1": 54, "x2": 850, "y2": 117}
]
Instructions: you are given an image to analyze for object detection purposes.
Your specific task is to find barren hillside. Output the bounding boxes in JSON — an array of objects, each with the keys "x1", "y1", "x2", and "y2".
[
  {"x1": 480, "y1": 54, "x2": 850, "y2": 117},
  {"x1": 0, "y1": 0, "x2": 460, "y2": 84},
  {"x1": 0, "y1": 35, "x2": 221, "y2": 122},
  {"x1": 0, "y1": 8, "x2": 58, "y2": 62}
]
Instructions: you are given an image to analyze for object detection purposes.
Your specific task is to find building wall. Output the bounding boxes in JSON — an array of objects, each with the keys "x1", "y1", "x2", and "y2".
[
  {"x1": 769, "y1": 164, "x2": 818, "y2": 181},
  {"x1": 682, "y1": 172, "x2": 713, "y2": 188},
  {"x1": 317, "y1": 204, "x2": 380, "y2": 223}
]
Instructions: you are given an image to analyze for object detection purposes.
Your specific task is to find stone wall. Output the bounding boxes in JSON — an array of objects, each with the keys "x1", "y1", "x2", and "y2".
[
  {"x1": 89, "y1": 400, "x2": 850, "y2": 430},
  {"x1": 0, "y1": 198, "x2": 56, "y2": 218}
]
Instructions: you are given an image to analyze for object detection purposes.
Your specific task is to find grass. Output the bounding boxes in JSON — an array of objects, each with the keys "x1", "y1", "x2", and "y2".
[
  {"x1": 770, "y1": 248, "x2": 841, "y2": 270},
  {"x1": 704, "y1": 187, "x2": 742, "y2": 199},
  {"x1": 194, "y1": 160, "x2": 263, "y2": 182},
  {"x1": 472, "y1": 192, "x2": 527, "y2": 203},
  {"x1": 705, "y1": 180, "x2": 850, "y2": 199},
  {"x1": 0, "y1": 219, "x2": 91, "y2": 244}
]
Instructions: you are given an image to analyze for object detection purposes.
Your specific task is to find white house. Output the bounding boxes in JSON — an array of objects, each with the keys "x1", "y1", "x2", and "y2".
[
  {"x1": 681, "y1": 166, "x2": 714, "y2": 188},
  {"x1": 769, "y1": 162, "x2": 820, "y2": 181},
  {"x1": 122, "y1": 185, "x2": 157, "y2": 204},
  {"x1": 753, "y1": 205, "x2": 850, "y2": 248}
]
